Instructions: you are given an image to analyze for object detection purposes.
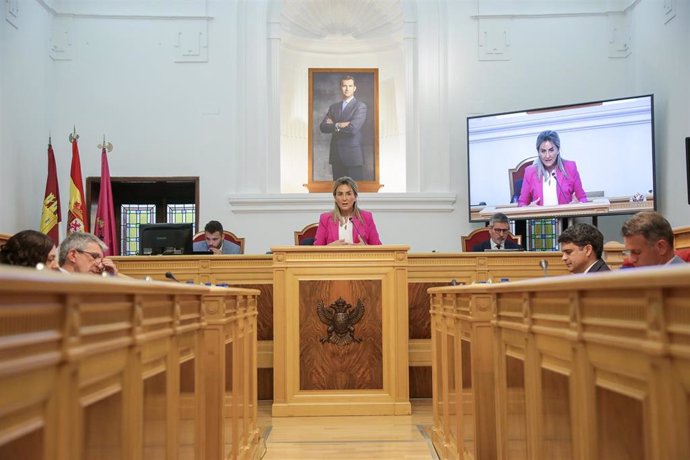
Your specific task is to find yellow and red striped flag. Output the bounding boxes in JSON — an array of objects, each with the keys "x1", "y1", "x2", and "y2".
[{"x1": 67, "y1": 135, "x2": 88, "y2": 233}]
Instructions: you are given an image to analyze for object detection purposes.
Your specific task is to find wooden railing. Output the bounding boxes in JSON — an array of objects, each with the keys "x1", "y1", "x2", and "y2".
[
  {"x1": 0, "y1": 265, "x2": 260, "y2": 460},
  {"x1": 430, "y1": 264, "x2": 690, "y2": 459}
]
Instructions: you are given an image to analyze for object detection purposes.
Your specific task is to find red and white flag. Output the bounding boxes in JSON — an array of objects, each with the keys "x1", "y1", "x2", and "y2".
[
  {"x1": 94, "y1": 146, "x2": 118, "y2": 255},
  {"x1": 67, "y1": 136, "x2": 89, "y2": 233},
  {"x1": 39, "y1": 139, "x2": 62, "y2": 243}
]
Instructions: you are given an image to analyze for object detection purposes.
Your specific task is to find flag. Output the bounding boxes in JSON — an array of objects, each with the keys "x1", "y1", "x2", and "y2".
[
  {"x1": 94, "y1": 147, "x2": 118, "y2": 256},
  {"x1": 67, "y1": 136, "x2": 88, "y2": 233},
  {"x1": 40, "y1": 140, "x2": 62, "y2": 243}
]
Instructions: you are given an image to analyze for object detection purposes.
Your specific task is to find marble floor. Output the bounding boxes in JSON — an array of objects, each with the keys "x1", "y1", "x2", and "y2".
[{"x1": 257, "y1": 399, "x2": 439, "y2": 460}]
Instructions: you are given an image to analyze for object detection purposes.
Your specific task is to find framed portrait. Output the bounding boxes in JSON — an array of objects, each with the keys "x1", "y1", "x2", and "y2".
[{"x1": 308, "y1": 68, "x2": 380, "y2": 193}]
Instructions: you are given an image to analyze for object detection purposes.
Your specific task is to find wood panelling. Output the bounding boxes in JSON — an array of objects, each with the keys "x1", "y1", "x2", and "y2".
[
  {"x1": 298, "y1": 279, "x2": 383, "y2": 391},
  {"x1": 409, "y1": 366, "x2": 432, "y2": 398},
  {"x1": 236, "y1": 283, "x2": 273, "y2": 340},
  {"x1": 114, "y1": 251, "x2": 569, "y2": 404},
  {"x1": 409, "y1": 281, "x2": 447, "y2": 339},
  {"x1": 431, "y1": 264, "x2": 690, "y2": 460},
  {"x1": 0, "y1": 266, "x2": 261, "y2": 460},
  {"x1": 271, "y1": 246, "x2": 411, "y2": 416}
]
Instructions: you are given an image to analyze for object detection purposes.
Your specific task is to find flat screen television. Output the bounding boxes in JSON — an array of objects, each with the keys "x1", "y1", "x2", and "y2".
[
  {"x1": 139, "y1": 223, "x2": 194, "y2": 255},
  {"x1": 467, "y1": 94, "x2": 655, "y2": 221}
]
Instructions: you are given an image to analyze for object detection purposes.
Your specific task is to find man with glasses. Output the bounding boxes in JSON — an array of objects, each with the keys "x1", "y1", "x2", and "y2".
[
  {"x1": 58, "y1": 232, "x2": 120, "y2": 275},
  {"x1": 471, "y1": 213, "x2": 522, "y2": 252},
  {"x1": 557, "y1": 223, "x2": 610, "y2": 273},
  {"x1": 621, "y1": 211, "x2": 685, "y2": 267}
]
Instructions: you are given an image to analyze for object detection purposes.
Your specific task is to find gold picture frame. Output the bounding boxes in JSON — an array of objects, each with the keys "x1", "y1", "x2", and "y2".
[{"x1": 307, "y1": 68, "x2": 380, "y2": 192}]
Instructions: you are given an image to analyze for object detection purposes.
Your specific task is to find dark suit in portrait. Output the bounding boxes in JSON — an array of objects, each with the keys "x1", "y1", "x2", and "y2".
[
  {"x1": 319, "y1": 98, "x2": 368, "y2": 181},
  {"x1": 472, "y1": 239, "x2": 522, "y2": 252}
]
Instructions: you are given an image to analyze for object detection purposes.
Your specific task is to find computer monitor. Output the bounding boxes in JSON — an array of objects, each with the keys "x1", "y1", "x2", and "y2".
[{"x1": 139, "y1": 223, "x2": 193, "y2": 255}]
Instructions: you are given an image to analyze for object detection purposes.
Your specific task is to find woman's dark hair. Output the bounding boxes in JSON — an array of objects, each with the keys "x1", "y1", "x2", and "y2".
[{"x1": 0, "y1": 230, "x2": 55, "y2": 267}]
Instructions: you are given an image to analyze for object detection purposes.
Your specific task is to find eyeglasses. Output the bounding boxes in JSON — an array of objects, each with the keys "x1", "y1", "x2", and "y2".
[
  {"x1": 76, "y1": 249, "x2": 104, "y2": 262},
  {"x1": 491, "y1": 227, "x2": 510, "y2": 234},
  {"x1": 621, "y1": 249, "x2": 642, "y2": 257}
]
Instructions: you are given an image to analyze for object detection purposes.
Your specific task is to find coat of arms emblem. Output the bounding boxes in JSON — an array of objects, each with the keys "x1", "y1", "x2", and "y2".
[{"x1": 317, "y1": 296, "x2": 365, "y2": 345}]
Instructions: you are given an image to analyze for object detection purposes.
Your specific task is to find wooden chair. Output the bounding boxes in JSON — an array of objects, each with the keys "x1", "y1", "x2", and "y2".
[
  {"x1": 508, "y1": 156, "x2": 536, "y2": 203},
  {"x1": 294, "y1": 223, "x2": 318, "y2": 245},
  {"x1": 461, "y1": 227, "x2": 522, "y2": 252},
  {"x1": 193, "y1": 230, "x2": 245, "y2": 254},
  {"x1": 0, "y1": 233, "x2": 12, "y2": 248}
]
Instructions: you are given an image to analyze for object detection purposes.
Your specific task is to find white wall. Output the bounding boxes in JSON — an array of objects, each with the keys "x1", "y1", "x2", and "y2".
[
  {"x1": 0, "y1": 0, "x2": 55, "y2": 231},
  {"x1": 1, "y1": 0, "x2": 688, "y2": 253}
]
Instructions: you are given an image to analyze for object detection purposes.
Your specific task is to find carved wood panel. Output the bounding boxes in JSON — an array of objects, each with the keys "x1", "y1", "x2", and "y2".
[{"x1": 299, "y1": 279, "x2": 382, "y2": 390}]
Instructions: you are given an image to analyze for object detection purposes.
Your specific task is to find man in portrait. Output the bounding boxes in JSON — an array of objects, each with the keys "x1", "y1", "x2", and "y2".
[{"x1": 319, "y1": 75, "x2": 368, "y2": 181}]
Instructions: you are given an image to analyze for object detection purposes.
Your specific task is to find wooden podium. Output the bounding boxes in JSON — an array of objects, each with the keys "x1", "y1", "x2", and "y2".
[{"x1": 271, "y1": 245, "x2": 411, "y2": 416}]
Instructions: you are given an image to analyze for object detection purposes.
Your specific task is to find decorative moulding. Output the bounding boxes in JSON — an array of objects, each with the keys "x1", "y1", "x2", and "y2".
[
  {"x1": 50, "y1": 18, "x2": 73, "y2": 61},
  {"x1": 5, "y1": 0, "x2": 19, "y2": 29},
  {"x1": 174, "y1": 20, "x2": 209, "y2": 63},
  {"x1": 607, "y1": 12, "x2": 632, "y2": 59},
  {"x1": 477, "y1": 18, "x2": 511, "y2": 61},
  {"x1": 228, "y1": 193, "x2": 457, "y2": 214},
  {"x1": 663, "y1": 0, "x2": 676, "y2": 24}
]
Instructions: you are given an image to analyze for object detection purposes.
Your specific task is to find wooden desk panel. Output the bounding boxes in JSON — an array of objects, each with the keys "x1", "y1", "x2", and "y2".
[
  {"x1": 0, "y1": 266, "x2": 260, "y2": 460},
  {"x1": 431, "y1": 264, "x2": 690, "y2": 460},
  {"x1": 113, "y1": 252, "x2": 568, "y2": 400}
]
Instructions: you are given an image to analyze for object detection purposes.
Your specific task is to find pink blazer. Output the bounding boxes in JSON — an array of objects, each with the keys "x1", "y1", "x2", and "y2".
[
  {"x1": 517, "y1": 159, "x2": 587, "y2": 207},
  {"x1": 314, "y1": 209, "x2": 382, "y2": 245}
]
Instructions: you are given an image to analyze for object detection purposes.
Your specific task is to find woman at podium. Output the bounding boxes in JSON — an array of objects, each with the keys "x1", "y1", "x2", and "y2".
[{"x1": 314, "y1": 176, "x2": 382, "y2": 246}]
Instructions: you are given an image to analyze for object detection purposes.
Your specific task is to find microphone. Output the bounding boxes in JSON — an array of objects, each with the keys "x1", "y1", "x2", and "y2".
[
  {"x1": 539, "y1": 259, "x2": 549, "y2": 277},
  {"x1": 349, "y1": 217, "x2": 367, "y2": 245},
  {"x1": 165, "y1": 271, "x2": 180, "y2": 282},
  {"x1": 551, "y1": 170, "x2": 568, "y2": 203}
]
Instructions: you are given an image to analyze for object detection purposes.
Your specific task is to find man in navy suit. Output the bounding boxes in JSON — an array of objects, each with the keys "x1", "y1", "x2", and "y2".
[
  {"x1": 557, "y1": 223, "x2": 610, "y2": 273},
  {"x1": 319, "y1": 75, "x2": 368, "y2": 180},
  {"x1": 472, "y1": 213, "x2": 522, "y2": 252}
]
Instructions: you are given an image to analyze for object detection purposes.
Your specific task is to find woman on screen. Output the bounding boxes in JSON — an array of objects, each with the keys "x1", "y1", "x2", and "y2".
[
  {"x1": 314, "y1": 176, "x2": 382, "y2": 246},
  {"x1": 518, "y1": 130, "x2": 587, "y2": 207}
]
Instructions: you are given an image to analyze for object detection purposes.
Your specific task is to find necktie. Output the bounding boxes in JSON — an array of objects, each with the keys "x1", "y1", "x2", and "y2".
[
  {"x1": 342, "y1": 100, "x2": 348, "y2": 111},
  {"x1": 496, "y1": 244, "x2": 502, "y2": 250}
]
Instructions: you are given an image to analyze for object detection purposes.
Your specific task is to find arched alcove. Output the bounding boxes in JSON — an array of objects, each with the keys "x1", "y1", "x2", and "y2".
[{"x1": 270, "y1": 0, "x2": 413, "y2": 193}]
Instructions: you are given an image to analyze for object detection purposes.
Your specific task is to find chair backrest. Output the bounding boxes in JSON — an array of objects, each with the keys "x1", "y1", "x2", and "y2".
[
  {"x1": 674, "y1": 225, "x2": 690, "y2": 249},
  {"x1": 193, "y1": 230, "x2": 245, "y2": 254},
  {"x1": 461, "y1": 227, "x2": 522, "y2": 252},
  {"x1": 294, "y1": 223, "x2": 318, "y2": 245},
  {"x1": 508, "y1": 156, "x2": 537, "y2": 203},
  {"x1": 0, "y1": 233, "x2": 12, "y2": 249}
]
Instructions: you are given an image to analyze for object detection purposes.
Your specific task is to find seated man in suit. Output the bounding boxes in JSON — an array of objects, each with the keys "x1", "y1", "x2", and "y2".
[
  {"x1": 472, "y1": 213, "x2": 522, "y2": 252},
  {"x1": 621, "y1": 211, "x2": 685, "y2": 267},
  {"x1": 59, "y1": 231, "x2": 120, "y2": 276},
  {"x1": 193, "y1": 220, "x2": 241, "y2": 255},
  {"x1": 557, "y1": 223, "x2": 610, "y2": 274}
]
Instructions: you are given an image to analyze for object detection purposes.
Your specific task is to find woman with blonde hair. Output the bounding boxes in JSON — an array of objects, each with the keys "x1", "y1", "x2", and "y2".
[{"x1": 314, "y1": 176, "x2": 381, "y2": 245}]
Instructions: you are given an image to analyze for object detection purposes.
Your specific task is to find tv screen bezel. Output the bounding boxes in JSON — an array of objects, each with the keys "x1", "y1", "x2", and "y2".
[
  {"x1": 139, "y1": 223, "x2": 194, "y2": 256},
  {"x1": 466, "y1": 94, "x2": 656, "y2": 222}
]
